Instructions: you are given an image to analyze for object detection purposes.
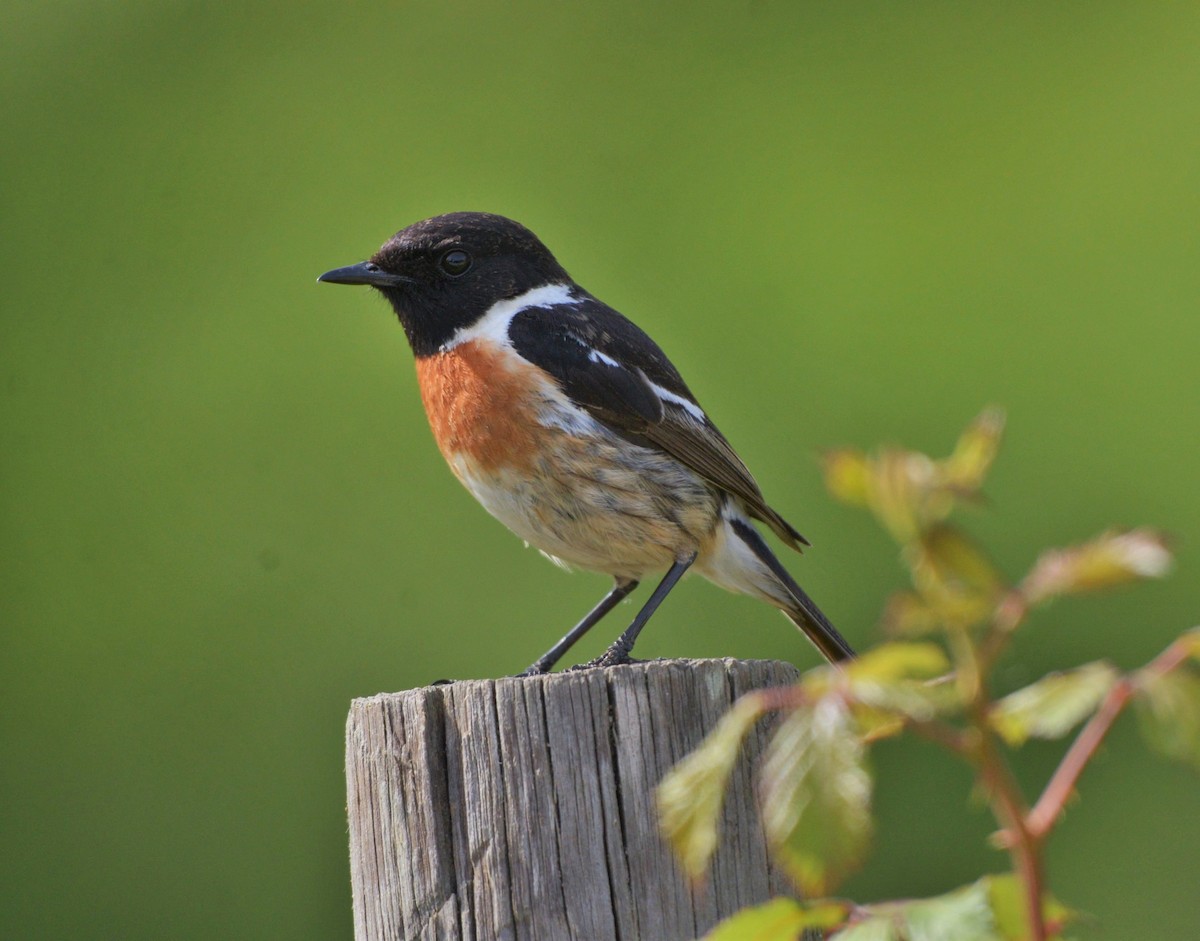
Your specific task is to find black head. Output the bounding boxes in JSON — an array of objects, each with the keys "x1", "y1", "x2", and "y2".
[{"x1": 318, "y1": 212, "x2": 571, "y2": 356}]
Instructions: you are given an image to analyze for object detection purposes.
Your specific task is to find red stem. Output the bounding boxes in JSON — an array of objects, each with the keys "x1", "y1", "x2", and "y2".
[
  {"x1": 1025, "y1": 679, "x2": 1133, "y2": 841},
  {"x1": 972, "y1": 703, "x2": 1047, "y2": 941},
  {"x1": 1026, "y1": 637, "x2": 1194, "y2": 842}
]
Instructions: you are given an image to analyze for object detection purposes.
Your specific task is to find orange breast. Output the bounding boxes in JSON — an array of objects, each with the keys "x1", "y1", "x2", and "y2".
[{"x1": 414, "y1": 340, "x2": 547, "y2": 474}]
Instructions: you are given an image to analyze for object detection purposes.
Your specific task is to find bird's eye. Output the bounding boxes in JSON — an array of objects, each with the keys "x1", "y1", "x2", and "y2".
[{"x1": 439, "y1": 250, "x2": 472, "y2": 277}]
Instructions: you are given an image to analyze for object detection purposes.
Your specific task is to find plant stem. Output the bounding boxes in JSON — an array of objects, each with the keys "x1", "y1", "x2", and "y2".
[
  {"x1": 952, "y1": 615, "x2": 1047, "y2": 941},
  {"x1": 1026, "y1": 636, "x2": 1195, "y2": 841},
  {"x1": 1025, "y1": 679, "x2": 1133, "y2": 842},
  {"x1": 972, "y1": 701, "x2": 1047, "y2": 941}
]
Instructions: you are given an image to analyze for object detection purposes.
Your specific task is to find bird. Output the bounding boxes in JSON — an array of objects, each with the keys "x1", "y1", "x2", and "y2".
[{"x1": 318, "y1": 212, "x2": 854, "y2": 673}]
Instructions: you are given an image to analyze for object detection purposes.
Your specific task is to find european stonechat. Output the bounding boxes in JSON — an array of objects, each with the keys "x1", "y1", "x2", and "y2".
[{"x1": 319, "y1": 212, "x2": 854, "y2": 673}]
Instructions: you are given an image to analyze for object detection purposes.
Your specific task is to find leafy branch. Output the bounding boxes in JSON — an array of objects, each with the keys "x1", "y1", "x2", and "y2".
[{"x1": 658, "y1": 410, "x2": 1197, "y2": 940}]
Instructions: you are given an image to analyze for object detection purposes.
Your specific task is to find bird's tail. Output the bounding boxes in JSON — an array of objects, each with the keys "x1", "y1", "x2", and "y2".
[{"x1": 697, "y1": 506, "x2": 855, "y2": 664}]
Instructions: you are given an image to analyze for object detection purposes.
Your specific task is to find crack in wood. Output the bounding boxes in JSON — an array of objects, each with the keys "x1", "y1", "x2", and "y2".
[{"x1": 347, "y1": 659, "x2": 801, "y2": 940}]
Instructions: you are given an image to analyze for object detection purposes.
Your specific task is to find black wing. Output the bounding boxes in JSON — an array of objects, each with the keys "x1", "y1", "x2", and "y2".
[{"x1": 508, "y1": 295, "x2": 808, "y2": 550}]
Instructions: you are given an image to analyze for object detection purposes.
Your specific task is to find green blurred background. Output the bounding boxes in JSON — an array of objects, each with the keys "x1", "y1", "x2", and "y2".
[{"x1": 3, "y1": 2, "x2": 1198, "y2": 938}]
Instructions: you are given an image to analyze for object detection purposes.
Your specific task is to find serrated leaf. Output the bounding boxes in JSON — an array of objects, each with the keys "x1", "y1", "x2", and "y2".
[
  {"x1": 658, "y1": 694, "x2": 768, "y2": 878},
  {"x1": 942, "y1": 408, "x2": 1005, "y2": 494},
  {"x1": 990, "y1": 661, "x2": 1118, "y2": 747},
  {"x1": 760, "y1": 696, "x2": 872, "y2": 896},
  {"x1": 823, "y1": 448, "x2": 873, "y2": 507},
  {"x1": 700, "y1": 897, "x2": 849, "y2": 940},
  {"x1": 1021, "y1": 529, "x2": 1172, "y2": 605},
  {"x1": 903, "y1": 879, "x2": 998, "y2": 941},
  {"x1": 841, "y1": 879, "x2": 1001, "y2": 941},
  {"x1": 986, "y1": 873, "x2": 1075, "y2": 940},
  {"x1": 846, "y1": 643, "x2": 958, "y2": 722},
  {"x1": 843, "y1": 875, "x2": 1072, "y2": 941},
  {"x1": 1133, "y1": 669, "x2": 1200, "y2": 770}
]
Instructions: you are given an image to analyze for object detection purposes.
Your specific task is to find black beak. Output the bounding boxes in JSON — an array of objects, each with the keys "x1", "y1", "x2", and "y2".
[{"x1": 317, "y1": 261, "x2": 412, "y2": 287}]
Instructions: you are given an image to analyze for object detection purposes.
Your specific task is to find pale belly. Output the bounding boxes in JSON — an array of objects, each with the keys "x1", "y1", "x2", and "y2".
[{"x1": 448, "y1": 431, "x2": 721, "y2": 580}]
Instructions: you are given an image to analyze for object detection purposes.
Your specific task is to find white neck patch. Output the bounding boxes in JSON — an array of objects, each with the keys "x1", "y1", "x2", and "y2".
[{"x1": 443, "y1": 282, "x2": 579, "y2": 351}]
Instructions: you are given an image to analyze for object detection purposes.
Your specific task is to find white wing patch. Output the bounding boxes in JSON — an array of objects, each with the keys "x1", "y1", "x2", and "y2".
[
  {"x1": 443, "y1": 282, "x2": 579, "y2": 351},
  {"x1": 583, "y1": 337, "x2": 707, "y2": 424},
  {"x1": 649, "y1": 380, "x2": 706, "y2": 422},
  {"x1": 586, "y1": 348, "x2": 621, "y2": 368}
]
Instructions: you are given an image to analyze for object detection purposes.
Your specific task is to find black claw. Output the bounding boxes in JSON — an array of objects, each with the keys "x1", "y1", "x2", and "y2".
[{"x1": 570, "y1": 650, "x2": 648, "y2": 671}]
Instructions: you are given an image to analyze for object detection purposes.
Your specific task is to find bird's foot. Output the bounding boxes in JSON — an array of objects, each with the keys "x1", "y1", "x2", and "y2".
[{"x1": 570, "y1": 645, "x2": 646, "y2": 671}]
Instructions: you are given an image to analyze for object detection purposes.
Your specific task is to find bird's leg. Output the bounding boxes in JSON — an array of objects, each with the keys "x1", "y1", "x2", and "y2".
[
  {"x1": 519, "y1": 577, "x2": 639, "y2": 676},
  {"x1": 588, "y1": 552, "x2": 697, "y2": 668}
]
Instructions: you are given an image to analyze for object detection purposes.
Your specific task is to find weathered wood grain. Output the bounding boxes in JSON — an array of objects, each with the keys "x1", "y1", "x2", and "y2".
[{"x1": 346, "y1": 659, "x2": 800, "y2": 941}]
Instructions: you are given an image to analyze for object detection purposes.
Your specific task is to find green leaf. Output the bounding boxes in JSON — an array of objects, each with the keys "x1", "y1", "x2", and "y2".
[
  {"x1": 658, "y1": 693, "x2": 768, "y2": 878},
  {"x1": 942, "y1": 407, "x2": 1005, "y2": 494},
  {"x1": 986, "y1": 873, "x2": 1075, "y2": 940},
  {"x1": 846, "y1": 643, "x2": 958, "y2": 722},
  {"x1": 700, "y1": 897, "x2": 849, "y2": 940},
  {"x1": 1134, "y1": 669, "x2": 1200, "y2": 770},
  {"x1": 1021, "y1": 528, "x2": 1172, "y2": 605},
  {"x1": 760, "y1": 696, "x2": 872, "y2": 896},
  {"x1": 855, "y1": 681, "x2": 959, "y2": 725},
  {"x1": 847, "y1": 643, "x2": 951, "y2": 683},
  {"x1": 919, "y1": 527, "x2": 1001, "y2": 595},
  {"x1": 903, "y1": 879, "x2": 997, "y2": 941},
  {"x1": 835, "y1": 914, "x2": 900, "y2": 940},
  {"x1": 880, "y1": 448, "x2": 984, "y2": 542},
  {"x1": 826, "y1": 413, "x2": 1009, "y2": 546},
  {"x1": 839, "y1": 875, "x2": 1075, "y2": 941},
  {"x1": 990, "y1": 661, "x2": 1118, "y2": 747},
  {"x1": 822, "y1": 448, "x2": 873, "y2": 507},
  {"x1": 851, "y1": 703, "x2": 907, "y2": 743},
  {"x1": 839, "y1": 880, "x2": 999, "y2": 941},
  {"x1": 909, "y1": 525, "x2": 1005, "y2": 629}
]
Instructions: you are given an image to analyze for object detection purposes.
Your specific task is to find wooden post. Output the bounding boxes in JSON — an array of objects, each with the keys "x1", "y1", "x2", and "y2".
[{"x1": 345, "y1": 658, "x2": 799, "y2": 941}]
